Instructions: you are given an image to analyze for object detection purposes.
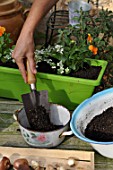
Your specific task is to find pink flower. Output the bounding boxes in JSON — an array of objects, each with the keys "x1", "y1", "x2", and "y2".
[{"x1": 37, "y1": 134, "x2": 46, "y2": 142}]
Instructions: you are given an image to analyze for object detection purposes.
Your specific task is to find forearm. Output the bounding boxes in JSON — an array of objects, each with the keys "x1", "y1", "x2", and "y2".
[
  {"x1": 21, "y1": 0, "x2": 59, "y2": 35},
  {"x1": 12, "y1": 0, "x2": 59, "y2": 82}
]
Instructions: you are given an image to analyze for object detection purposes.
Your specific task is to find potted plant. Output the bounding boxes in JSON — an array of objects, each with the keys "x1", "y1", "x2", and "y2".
[
  {"x1": 0, "y1": 8, "x2": 112, "y2": 110},
  {"x1": 33, "y1": 8, "x2": 112, "y2": 109}
]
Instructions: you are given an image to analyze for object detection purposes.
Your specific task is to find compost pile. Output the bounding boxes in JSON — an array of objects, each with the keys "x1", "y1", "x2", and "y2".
[
  {"x1": 28, "y1": 105, "x2": 62, "y2": 132},
  {"x1": 85, "y1": 107, "x2": 113, "y2": 142}
]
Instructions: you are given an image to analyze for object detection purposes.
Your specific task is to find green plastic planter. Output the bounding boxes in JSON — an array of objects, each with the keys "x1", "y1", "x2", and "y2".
[{"x1": 0, "y1": 59, "x2": 107, "y2": 110}]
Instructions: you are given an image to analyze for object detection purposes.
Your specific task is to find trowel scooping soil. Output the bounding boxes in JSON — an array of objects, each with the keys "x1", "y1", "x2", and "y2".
[
  {"x1": 27, "y1": 105, "x2": 63, "y2": 131},
  {"x1": 21, "y1": 61, "x2": 62, "y2": 132}
]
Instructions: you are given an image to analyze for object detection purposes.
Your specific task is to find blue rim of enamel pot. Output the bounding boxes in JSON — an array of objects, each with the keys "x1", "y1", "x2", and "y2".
[{"x1": 70, "y1": 87, "x2": 113, "y2": 145}]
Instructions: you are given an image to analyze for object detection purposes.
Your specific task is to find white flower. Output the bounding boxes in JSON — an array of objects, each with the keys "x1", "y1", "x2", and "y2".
[
  {"x1": 57, "y1": 61, "x2": 64, "y2": 74},
  {"x1": 57, "y1": 60, "x2": 63, "y2": 67},
  {"x1": 48, "y1": 45, "x2": 54, "y2": 52},
  {"x1": 12, "y1": 59, "x2": 15, "y2": 63},
  {"x1": 35, "y1": 49, "x2": 45, "y2": 55},
  {"x1": 44, "y1": 59, "x2": 52, "y2": 63},
  {"x1": 35, "y1": 55, "x2": 43, "y2": 63},
  {"x1": 58, "y1": 67, "x2": 64, "y2": 74},
  {"x1": 55, "y1": 44, "x2": 64, "y2": 54},
  {"x1": 65, "y1": 67, "x2": 70, "y2": 74},
  {"x1": 52, "y1": 66, "x2": 56, "y2": 69},
  {"x1": 55, "y1": 44, "x2": 61, "y2": 50}
]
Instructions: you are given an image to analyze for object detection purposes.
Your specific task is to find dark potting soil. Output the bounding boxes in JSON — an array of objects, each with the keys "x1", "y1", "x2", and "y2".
[
  {"x1": 0, "y1": 61, "x2": 18, "y2": 68},
  {"x1": 71, "y1": 65, "x2": 101, "y2": 80},
  {"x1": 37, "y1": 61, "x2": 102, "y2": 80},
  {"x1": 85, "y1": 107, "x2": 113, "y2": 142},
  {"x1": 1, "y1": 60, "x2": 101, "y2": 80},
  {"x1": 27, "y1": 105, "x2": 63, "y2": 132}
]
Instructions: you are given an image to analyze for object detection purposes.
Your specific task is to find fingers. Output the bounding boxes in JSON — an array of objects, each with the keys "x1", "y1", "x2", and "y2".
[
  {"x1": 12, "y1": 56, "x2": 27, "y2": 83},
  {"x1": 12, "y1": 51, "x2": 37, "y2": 83},
  {"x1": 12, "y1": 35, "x2": 36, "y2": 83},
  {"x1": 12, "y1": 50, "x2": 27, "y2": 83},
  {"x1": 18, "y1": 62, "x2": 27, "y2": 83}
]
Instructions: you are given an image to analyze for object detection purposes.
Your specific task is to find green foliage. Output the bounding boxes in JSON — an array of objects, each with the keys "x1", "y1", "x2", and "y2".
[
  {"x1": 35, "y1": 8, "x2": 113, "y2": 75},
  {"x1": 76, "y1": 8, "x2": 113, "y2": 61},
  {"x1": 0, "y1": 29, "x2": 14, "y2": 63}
]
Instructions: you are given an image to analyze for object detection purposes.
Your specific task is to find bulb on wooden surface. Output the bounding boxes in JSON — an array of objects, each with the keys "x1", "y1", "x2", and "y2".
[
  {"x1": 67, "y1": 157, "x2": 75, "y2": 167},
  {"x1": 31, "y1": 160, "x2": 40, "y2": 170}
]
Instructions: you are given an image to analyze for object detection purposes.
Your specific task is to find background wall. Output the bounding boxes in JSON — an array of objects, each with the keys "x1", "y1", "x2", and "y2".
[{"x1": 19, "y1": 0, "x2": 113, "y2": 10}]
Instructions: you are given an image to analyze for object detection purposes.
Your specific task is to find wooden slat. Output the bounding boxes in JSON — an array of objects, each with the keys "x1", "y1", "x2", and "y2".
[{"x1": 0, "y1": 147, "x2": 94, "y2": 170}]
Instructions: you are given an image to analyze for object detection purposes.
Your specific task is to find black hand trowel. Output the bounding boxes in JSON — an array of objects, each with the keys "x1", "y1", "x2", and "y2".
[{"x1": 21, "y1": 61, "x2": 50, "y2": 126}]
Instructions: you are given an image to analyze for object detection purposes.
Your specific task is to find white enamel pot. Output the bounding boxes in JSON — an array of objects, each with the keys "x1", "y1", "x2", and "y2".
[
  {"x1": 70, "y1": 88, "x2": 113, "y2": 158},
  {"x1": 14, "y1": 104, "x2": 71, "y2": 148}
]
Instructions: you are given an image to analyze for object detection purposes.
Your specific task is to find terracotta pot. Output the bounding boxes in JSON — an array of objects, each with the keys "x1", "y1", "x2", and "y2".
[{"x1": 0, "y1": 0, "x2": 28, "y2": 44}]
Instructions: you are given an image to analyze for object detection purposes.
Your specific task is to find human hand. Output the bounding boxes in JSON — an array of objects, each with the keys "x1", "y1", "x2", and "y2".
[{"x1": 12, "y1": 31, "x2": 37, "y2": 83}]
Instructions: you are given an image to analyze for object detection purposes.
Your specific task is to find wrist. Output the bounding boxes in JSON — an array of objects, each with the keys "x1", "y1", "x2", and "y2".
[{"x1": 20, "y1": 25, "x2": 34, "y2": 39}]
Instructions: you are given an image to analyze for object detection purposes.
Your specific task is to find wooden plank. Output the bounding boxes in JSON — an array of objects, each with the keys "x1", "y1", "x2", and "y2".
[{"x1": 0, "y1": 147, "x2": 94, "y2": 170}]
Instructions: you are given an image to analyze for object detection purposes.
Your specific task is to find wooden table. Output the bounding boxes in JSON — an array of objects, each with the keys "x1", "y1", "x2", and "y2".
[{"x1": 0, "y1": 98, "x2": 113, "y2": 170}]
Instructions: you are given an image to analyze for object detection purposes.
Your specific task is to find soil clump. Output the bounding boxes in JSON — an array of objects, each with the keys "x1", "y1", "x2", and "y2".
[
  {"x1": 85, "y1": 107, "x2": 113, "y2": 142},
  {"x1": 27, "y1": 105, "x2": 63, "y2": 132}
]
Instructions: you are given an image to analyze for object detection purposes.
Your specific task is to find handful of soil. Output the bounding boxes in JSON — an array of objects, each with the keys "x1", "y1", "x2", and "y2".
[
  {"x1": 85, "y1": 107, "x2": 113, "y2": 142},
  {"x1": 28, "y1": 105, "x2": 62, "y2": 132}
]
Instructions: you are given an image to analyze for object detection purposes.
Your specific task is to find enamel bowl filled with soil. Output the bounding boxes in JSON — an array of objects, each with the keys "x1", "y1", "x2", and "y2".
[
  {"x1": 70, "y1": 88, "x2": 113, "y2": 158},
  {"x1": 14, "y1": 104, "x2": 70, "y2": 148}
]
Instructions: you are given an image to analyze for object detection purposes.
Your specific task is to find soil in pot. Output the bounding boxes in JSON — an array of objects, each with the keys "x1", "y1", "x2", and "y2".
[
  {"x1": 1, "y1": 60, "x2": 101, "y2": 80},
  {"x1": 27, "y1": 105, "x2": 63, "y2": 132},
  {"x1": 37, "y1": 61, "x2": 102, "y2": 80},
  {"x1": 0, "y1": 61, "x2": 18, "y2": 68},
  {"x1": 85, "y1": 107, "x2": 113, "y2": 142}
]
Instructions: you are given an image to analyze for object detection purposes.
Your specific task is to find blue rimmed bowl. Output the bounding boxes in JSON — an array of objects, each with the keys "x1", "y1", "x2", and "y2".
[{"x1": 70, "y1": 88, "x2": 113, "y2": 158}]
